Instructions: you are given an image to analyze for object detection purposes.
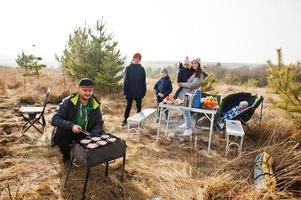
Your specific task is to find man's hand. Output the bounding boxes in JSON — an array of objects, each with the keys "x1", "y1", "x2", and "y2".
[
  {"x1": 178, "y1": 83, "x2": 183, "y2": 87},
  {"x1": 158, "y1": 93, "x2": 164, "y2": 98},
  {"x1": 72, "y1": 125, "x2": 82, "y2": 134}
]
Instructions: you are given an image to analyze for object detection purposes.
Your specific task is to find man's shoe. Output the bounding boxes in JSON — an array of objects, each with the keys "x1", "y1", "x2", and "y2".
[
  {"x1": 63, "y1": 154, "x2": 71, "y2": 164},
  {"x1": 121, "y1": 120, "x2": 127, "y2": 127},
  {"x1": 182, "y1": 129, "x2": 192, "y2": 136}
]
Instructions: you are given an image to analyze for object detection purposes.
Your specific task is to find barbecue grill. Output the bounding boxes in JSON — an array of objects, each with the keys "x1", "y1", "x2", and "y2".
[{"x1": 64, "y1": 132, "x2": 126, "y2": 200}]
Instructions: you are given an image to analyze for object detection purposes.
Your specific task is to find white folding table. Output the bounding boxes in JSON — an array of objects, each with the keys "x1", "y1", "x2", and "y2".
[
  {"x1": 225, "y1": 120, "x2": 245, "y2": 156},
  {"x1": 156, "y1": 102, "x2": 217, "y2": 153},
  {"x1": 127, "y1": 108, "x2": 157, "y2": 133}
]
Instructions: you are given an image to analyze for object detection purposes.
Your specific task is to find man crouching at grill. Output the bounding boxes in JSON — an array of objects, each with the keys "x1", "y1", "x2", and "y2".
[{"x1": 51, "y1": 78, "x2": 103, "y2": 163}]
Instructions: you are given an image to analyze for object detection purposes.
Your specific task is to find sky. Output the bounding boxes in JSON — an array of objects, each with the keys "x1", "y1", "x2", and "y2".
[{"x1": 0, "y1": 0, "x2": 300, "y2": 67}]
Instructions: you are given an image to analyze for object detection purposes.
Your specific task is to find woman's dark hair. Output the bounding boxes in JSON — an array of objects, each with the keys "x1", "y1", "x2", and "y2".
[{"x1": 194, "y1": 62, "x2": 202, "y2": 78}]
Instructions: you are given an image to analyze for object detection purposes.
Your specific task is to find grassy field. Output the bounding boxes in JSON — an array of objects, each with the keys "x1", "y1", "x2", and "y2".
[{"x1": 0, "y1": 66, "x2": 300, "y2": 200}]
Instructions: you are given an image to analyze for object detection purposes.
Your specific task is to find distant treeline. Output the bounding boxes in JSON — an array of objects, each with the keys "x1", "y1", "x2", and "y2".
[
  {"x1": 205, "y1": 63, "x2": 268, "y2": 87},
  {"x1": 145, "y1": 62, "x2": 269, "y2": 87}
]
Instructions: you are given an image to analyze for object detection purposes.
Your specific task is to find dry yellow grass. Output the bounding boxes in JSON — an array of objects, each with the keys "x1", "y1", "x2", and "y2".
[{"x1": 0, "y1": 66, "x2": 300, "y2": 200}]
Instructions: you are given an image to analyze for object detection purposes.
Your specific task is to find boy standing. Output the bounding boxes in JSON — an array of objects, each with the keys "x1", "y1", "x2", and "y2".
[{"x1": 154, "y1": 67, "x2": 173, "y2": 122}]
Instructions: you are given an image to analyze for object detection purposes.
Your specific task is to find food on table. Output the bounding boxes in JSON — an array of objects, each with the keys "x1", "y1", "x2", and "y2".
[
  {"x1": 164, "y1": 96, "x2": 175, "y2": 104},
  {"x1": 201, "y1": 96, "x2": 218, "y2": 109},
  {"x1": 86, "y1": 143, "x2": 98, "y2": 149},
  {"x1": 91, "y1": 137, "x2": 101, "y2": 142},
  {"x1": 80, "y1": 139, "x2": 91, "y2": 145},
  {"x1": 175, "y1": 98, "x2": 183, "y2": 105}
]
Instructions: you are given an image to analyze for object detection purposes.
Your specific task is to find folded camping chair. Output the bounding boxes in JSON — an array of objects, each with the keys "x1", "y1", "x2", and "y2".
[
  {"x1": 195, "y1": 92, "x2": 221, "y2": 127},
  {"x1": 217, "y1": 92, "x2": 264, "y2": 129},
  {"x1": 19, "y1": 88, "x2": 50, "y2": 134}
]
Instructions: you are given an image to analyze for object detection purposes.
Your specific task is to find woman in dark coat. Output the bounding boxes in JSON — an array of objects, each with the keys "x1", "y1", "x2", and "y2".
[{"x1": 122, "y1": 52, "x2": 146, "y2": 126}]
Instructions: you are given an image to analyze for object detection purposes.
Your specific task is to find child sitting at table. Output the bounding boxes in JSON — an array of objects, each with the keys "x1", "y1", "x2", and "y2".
[
  {"x1": 218, "y1": 101, "x2": 249, "y2": 130},
  {"x1": 154, "y1": 67, "x2": 173, "y2": 122}
]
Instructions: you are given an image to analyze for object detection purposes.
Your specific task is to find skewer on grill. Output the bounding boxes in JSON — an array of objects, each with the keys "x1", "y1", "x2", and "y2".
[{"x1": 80, "y1": 129, "x2": 99, "y2": 137}]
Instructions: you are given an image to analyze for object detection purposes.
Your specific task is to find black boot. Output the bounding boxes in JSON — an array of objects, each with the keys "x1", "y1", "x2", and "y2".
[
  {"x1": 63, "y1": 153, "x2": 70, "y2": 164},
  {"x1": 121, "y1": 120, "x2": 127, "y2": 127}
]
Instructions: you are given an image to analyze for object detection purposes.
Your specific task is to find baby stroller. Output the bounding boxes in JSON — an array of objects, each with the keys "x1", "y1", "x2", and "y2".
[
  {"x1": 218, "y1": 92, "x2": 264, "y2": 129},
  {"x1": 196, "y1": 92, "x2": 264, "y2": 130}
]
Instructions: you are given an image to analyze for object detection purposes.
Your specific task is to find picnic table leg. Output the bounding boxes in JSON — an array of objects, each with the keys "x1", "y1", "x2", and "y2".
[
  {"x1": 207, "y1": 113, "x2": 215, "y2": 154},
  {"x1": 156, "y1": 106, "x2": 163, "y2": 143},
  {"x1": 165, "y1": 108, "x2": 170, "y2": 137}
]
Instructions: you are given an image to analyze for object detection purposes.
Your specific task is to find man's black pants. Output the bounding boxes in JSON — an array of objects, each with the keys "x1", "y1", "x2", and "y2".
[
  {"x1": 54, "y1": 129, "x2": 85, "y2": 159},
  {"x1": 124, "y1": 97, "x2": 142, "y2": 121}
]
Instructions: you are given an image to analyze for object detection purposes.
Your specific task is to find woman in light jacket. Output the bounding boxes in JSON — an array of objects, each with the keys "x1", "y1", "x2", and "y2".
[{"x1": 177, "y1": 58, "x2": 204, "y2": 136}]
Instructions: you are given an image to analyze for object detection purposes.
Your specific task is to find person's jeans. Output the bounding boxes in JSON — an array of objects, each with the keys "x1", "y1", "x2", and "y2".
[
  {"x1": 124, "y1": 97, "x2": 142, "y2": 121},
  {"x1": 183, "y1": 110, "x2": 192, "y2": 129}
]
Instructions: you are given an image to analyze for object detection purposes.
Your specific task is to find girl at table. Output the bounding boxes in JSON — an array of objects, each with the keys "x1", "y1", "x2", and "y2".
[{"x1": 177, "y1": 58, "x2": 205, "y2": 136}]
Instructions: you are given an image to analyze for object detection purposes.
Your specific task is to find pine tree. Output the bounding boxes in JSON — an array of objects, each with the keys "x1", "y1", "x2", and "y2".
[
  {"x1": 201, "y1": 73, "x2": 216, "y2": 92},
  {"x1": 267, "y1": 48, "x2": 301, "y2": 127},
  {"x1": 57, "y1": 19, "x2": 125, "y2": 92},
  {"x1": 16, "y1": 51, "x2": 46, "y2": 78}
]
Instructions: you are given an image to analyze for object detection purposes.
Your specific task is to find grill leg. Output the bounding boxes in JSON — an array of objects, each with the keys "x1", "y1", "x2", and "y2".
[
  {"x1": 121, "y1": 152, "x2": 126, "y2": 182},
  {"x1": 64, "y1": 156, "x2": 74, "y2": 187},
  {"x1": 105, "y1": 162, "x2": 109, "y2": 176},
  {"x1": 259, "y1": 101, "x2": 263, "y2": 129},
  {"x1": 82, "y1": 167, "x2": 91, "y2": 200}
]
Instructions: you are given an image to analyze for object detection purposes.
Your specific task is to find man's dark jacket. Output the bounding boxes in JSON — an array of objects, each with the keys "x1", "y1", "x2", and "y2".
[
  {"x1": 123, "y1": 63, "x2": 146, "y2": 99},
  {"x1": 51, "y1": 93, "x2": 103, "y2": 137}
]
